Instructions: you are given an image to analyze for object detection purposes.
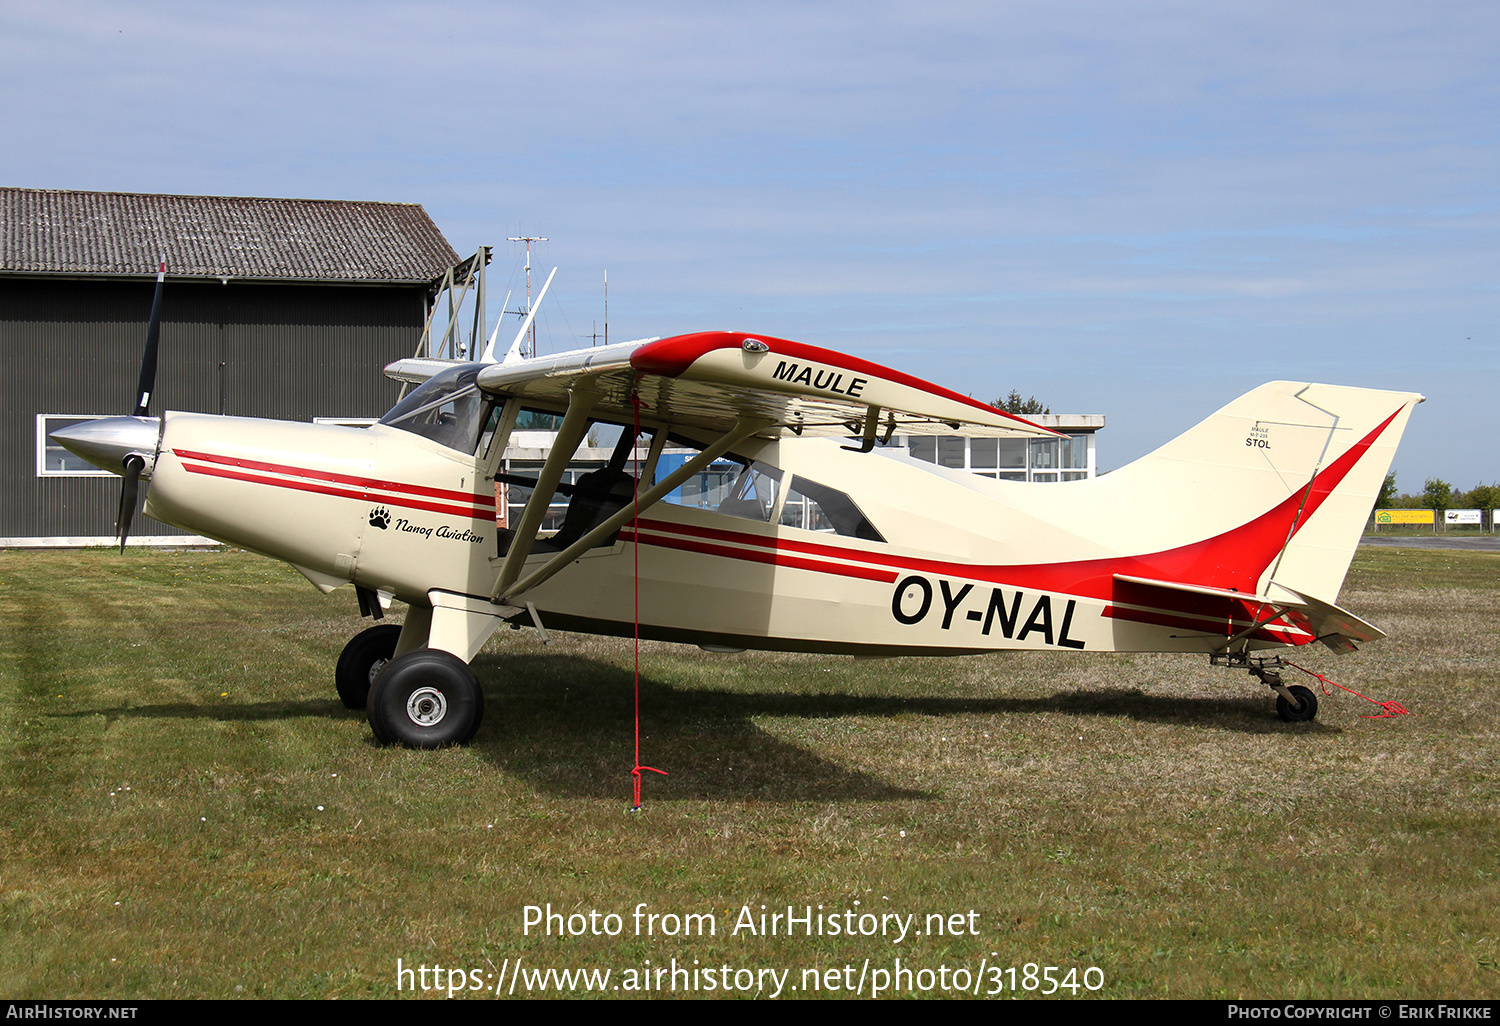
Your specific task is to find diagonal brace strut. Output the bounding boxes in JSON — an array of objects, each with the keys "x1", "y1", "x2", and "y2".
[{"x1": 494, "y1": 417, "x2": 769, "y2": 607}]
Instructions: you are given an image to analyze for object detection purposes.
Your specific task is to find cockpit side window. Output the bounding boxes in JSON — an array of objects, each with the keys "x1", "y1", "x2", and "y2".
[
  {"x1": 647, "y1": 436, "x2": 884, "y2": 541},
  {"x1": 717, "y1": 462, "x2": 783, "y2": 522},
  {"x1": 380, "y1": 364, "x2": 495, "y2": 454},
  {"x1": 652, "y1": 452, "x2": 741, "y2": 510}
]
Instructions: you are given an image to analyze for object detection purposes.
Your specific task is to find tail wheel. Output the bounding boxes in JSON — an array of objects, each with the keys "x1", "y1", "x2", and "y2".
[
  {"x1": 1276, "y1": 684, "x2": 1319, "y2": 723},
  {"x1": 367, "y1": 649, "x2": 484, "y2": 748},
  {"x1": 334, "y1": 623, "x2": 403, "y2": 710}
]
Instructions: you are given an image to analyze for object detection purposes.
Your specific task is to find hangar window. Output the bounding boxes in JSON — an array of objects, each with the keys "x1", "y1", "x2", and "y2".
[{"x1": 36, "y1": 415, "x2": 115, "y2": 476}]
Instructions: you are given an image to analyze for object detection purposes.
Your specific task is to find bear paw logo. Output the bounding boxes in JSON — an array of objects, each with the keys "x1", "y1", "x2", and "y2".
[{"x1": 368, "y1": 507, "x2": 391, "y2": 530}]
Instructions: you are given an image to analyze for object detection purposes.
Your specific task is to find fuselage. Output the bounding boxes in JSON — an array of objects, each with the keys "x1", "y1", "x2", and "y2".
[{"x1": 141, "y1": 408, "x2": 1323, "y2": 657}]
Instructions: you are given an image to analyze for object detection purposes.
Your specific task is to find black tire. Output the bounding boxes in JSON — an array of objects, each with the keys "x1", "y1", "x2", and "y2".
[
  {"x1": 334, "y1": 624, "x2": 403, "y2": 710},
  {"x1": 1276, "y1": 684, "x2": 1319, "y2": 723},
  {"x1": 367, "y1": 649, "x2": 484, "y2": 748}
]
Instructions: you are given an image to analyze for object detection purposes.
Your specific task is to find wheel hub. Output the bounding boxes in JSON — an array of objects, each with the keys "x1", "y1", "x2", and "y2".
[{"x1": 405, "y1": 686, "x2": 448, "y2": 726}]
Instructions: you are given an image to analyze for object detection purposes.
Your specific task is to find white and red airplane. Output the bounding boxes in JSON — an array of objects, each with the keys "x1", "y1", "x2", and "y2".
[{"x1": 54, "y1": 271, "x2": 1422, "y2": 748}]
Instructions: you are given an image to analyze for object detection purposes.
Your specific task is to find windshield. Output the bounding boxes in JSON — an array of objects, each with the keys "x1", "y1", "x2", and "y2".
[{"x1": 379, "y1": 364, "x2": 493, "y2": 452}]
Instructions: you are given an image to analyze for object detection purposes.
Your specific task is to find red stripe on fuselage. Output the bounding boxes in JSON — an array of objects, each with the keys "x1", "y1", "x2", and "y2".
[
  {"x1": 625, "y1": 521, "x2": 1312, "y2": 642},
  {"x1": 648, "y1": 403, "x2": 1401, "y2": 601},
  {"x1": 172, "y1": 399, "x2": 1401, "y2": 635},
  {"x1": 177, "y1": 458, "x2": 493, "y2": 522},
  {"x1": 172, "y1": 448, "x2": 496, "y2": 509},
  {"x1": 619, "y1": 527, "x2": 898, "y2": 583}
]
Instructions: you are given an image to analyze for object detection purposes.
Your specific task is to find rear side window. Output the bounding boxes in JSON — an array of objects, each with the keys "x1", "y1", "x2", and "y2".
[
  {"x1": 650, "y1": 436, "x2": 884, "y2": 542},
  {"x1": 780, "y1": 475, "x2": 884, "y2": 542}
]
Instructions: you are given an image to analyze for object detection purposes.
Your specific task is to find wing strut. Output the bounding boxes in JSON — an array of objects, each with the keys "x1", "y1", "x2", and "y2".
[
  {"x1": 493, "y1": 416, "x2": 770, "y2": 606},
  {"x1": 493, "y1": 386, "x2": 600, "y2": 596}
]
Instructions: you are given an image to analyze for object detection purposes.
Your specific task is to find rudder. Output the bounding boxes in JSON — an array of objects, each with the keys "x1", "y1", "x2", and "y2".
[{"x1": 1093, "y1": 381, "x2": 1421, "y2": 603}]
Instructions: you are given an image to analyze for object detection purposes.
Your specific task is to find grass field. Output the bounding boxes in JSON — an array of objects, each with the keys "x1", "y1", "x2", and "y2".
[{"x1": 2, "y1": 546, "x2": 1497, "y2": 1000}]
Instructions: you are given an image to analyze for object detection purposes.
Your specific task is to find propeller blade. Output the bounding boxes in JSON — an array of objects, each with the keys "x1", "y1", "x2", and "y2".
[
  {"x1": 117, "y1": 454, "x2": 145, "y2": 552},
  {"x1": 132, "y1": 260, "x2": 166, "y2": 416}
]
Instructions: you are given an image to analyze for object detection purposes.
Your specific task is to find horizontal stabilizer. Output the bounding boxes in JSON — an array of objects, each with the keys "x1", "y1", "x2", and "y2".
[
  {"x1": 1282, "y1": 587, "x2": 1387, "y2": 646},
  {"x1": 1112, "y1": 574, "x2": 1307, "y2": 609},
  {"x1": 1113, "y1": 574, "x2": 1384, "y2": 650}
]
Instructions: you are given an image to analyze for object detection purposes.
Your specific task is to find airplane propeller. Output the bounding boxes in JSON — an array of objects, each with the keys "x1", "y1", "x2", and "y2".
[
  {"x1": 115, "y1": 453, "x2": 147, "y2": 551},
  {"x1": 133, "y1": 260, "x2": 165, "y2": 417},
  {"x1": 115, "y1": 260, "x2": 167, "y2": 550},
  {"x1": 48, "y1": 260, "x2": 167, "y2": 552}
]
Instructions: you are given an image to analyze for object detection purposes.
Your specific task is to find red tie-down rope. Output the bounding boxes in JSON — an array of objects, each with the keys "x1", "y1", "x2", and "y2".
[
  {"x1": 1283, "y1": 660, "x2": 1410, "y2": 718},
  {"x1": 629, "y1": 391, "x2": 667, "y2": 810}
]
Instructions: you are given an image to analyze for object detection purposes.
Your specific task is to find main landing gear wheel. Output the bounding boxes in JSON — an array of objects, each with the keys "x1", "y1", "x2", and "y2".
[
  {"x1": 367, "y1": 649, "x2": 484, "y2": 748},
  {"x1": 1276, "y1": 684, "x2": 1319, "y2": 723},
  {"x1": 335, "y1": 624, "x2": 403, "y2": 710}
]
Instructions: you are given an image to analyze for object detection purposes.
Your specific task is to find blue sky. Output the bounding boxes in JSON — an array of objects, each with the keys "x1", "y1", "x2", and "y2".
[{"x1": 4, "y1": 1, "x2": 1496, "y2": 489}]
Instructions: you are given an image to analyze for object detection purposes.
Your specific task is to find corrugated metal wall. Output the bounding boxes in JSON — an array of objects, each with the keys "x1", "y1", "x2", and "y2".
[{"x1": 1, "y1": 277, "x2": 426, "y2": 539}]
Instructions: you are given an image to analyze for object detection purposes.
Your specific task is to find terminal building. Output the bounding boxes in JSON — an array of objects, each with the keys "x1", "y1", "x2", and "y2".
[{"x1": 897, "y1": 414, "x2": 1105, "y2": 482}]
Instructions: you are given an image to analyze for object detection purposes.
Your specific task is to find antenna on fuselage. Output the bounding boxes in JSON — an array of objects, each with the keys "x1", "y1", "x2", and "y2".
[
  {"x1": 479, "y1": 290, "x2": 512, "y2": 363},
  {"x1": 501, "y1": 267, "x2": 557, "y2": 364}
]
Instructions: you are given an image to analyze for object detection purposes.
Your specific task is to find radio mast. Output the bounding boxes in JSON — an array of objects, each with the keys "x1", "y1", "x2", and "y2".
[{"x1": 507, "y1": 235, "x2": 548, "y2": 358}]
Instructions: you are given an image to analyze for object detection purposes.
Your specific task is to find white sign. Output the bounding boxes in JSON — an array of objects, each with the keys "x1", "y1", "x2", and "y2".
[{"x1": 1445, "y1": 509, "x2": 1482, "y2": 525}]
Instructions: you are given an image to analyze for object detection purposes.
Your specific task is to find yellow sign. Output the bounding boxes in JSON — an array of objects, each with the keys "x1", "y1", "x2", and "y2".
[{"x1": 1375, "y1": 509, "x2": 1435, "y2": 525}]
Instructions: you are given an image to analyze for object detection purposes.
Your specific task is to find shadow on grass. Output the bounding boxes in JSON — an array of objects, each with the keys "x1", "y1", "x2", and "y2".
[
  {"x1": 1029, "y1": 687, "x2": 1340, "y2": 734},
  {"x1": 476, "y1": 652, "x2": 1332, "y2": 728},
  {"x1": 464, "y1": 653, "x2": 1333, "y2": 799},
  {"x1": 472, "y1": 652, "x2": 932, "y2": 801},
  {"x1": 52, "y1": 655, "x2": 1331, "y2": 801}
]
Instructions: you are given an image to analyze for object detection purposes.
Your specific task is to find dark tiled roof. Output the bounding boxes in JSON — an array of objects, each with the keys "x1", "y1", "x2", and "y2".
[{"x1": 0, "y1": 187, "x2": 461, "y2": 283}]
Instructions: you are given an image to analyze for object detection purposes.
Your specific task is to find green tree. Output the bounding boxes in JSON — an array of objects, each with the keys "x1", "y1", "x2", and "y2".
[
  {"x1": 1421, "y1": 478, "x2": 1454, "y2": 511},
  {"x1": 1460, "y1": 483, "x2": 1500, "y2": 512},
  {"x1": 1376, "y1": 472, "x2": 1398, "y2": 510},
  {"x1": 994, "y1": 390, "x2": 1050, "y2": 415}
]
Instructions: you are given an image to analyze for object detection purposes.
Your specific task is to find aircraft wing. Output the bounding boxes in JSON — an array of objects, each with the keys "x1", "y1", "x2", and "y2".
[
  {"x1": 384, "y1": 357, "x2": 469, "y2": 385},
  {"x1": 457, "y1": 331, "x2": 1058, "y2": 439}
]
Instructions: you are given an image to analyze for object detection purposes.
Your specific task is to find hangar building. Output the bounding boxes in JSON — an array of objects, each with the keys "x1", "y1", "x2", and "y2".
[{"x1": 1, "y1": 187, "x2": 460, "y2": 545}]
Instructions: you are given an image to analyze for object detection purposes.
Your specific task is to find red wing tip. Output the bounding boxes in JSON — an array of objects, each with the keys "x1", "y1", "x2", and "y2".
[{"x1": 632, "y1": 331, "x2": 1055, "y2": 430}]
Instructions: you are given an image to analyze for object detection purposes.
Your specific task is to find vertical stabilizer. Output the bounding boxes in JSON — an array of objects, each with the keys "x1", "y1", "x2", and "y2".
[{"x1": 1086, "y1": 382, "x2": 1422, "y2": 603}]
